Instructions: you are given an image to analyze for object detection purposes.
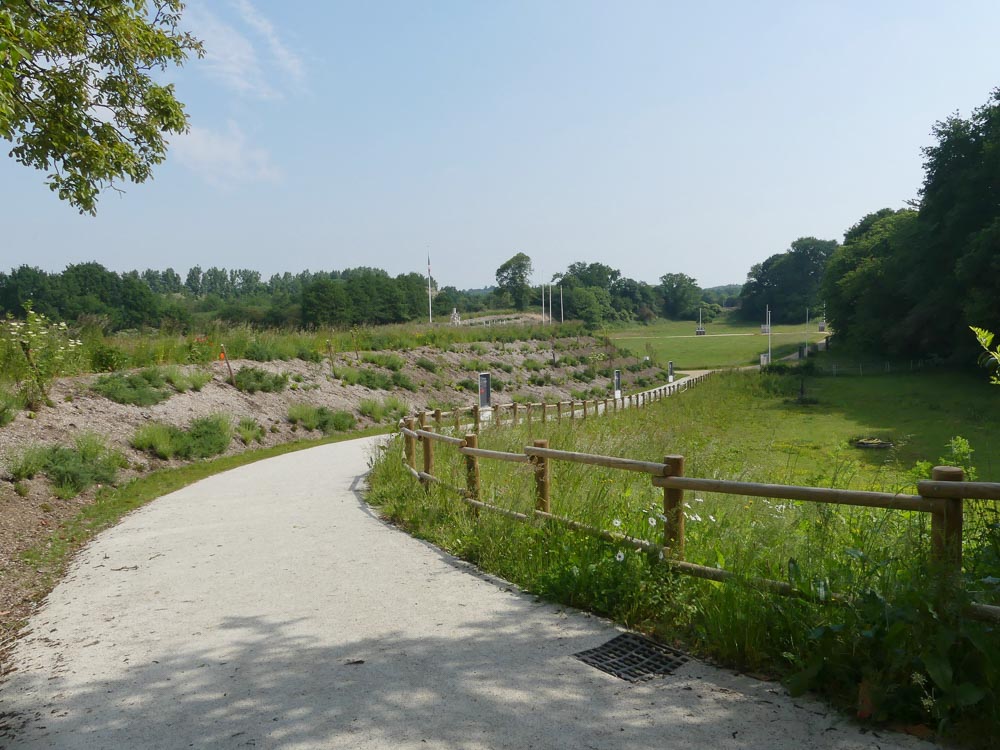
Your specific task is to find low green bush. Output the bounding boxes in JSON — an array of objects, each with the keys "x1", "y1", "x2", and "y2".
[
  {"x1": 362, "y1": 352, "x2": 405, "y2": 371},
  {"x1": 0, "y1": 386, "x2": 23, "y2": 427},
  {"x1": 88, "y1": 344, "x2": 130, "y2": 372},
  {"x1": 9, "y1": 434, "x2": 125, "y2": 499},
  {"x1": 287, "y1": 403, "x2": 355, "y2": 433},
  {"x1": 415, "y1": 357, "x2": 438, "y2": 373},
  {"x1": 132, "y1": 414, "x2": 233, "y2": 460},
  {"x1": 163, "y1": 366, "x2": 212, "y2": 393},
  {"x1": 233, "y1": 367, "x2": 288, "y2": 394},
  {"x1": 245, "y1": 340, "x2": 284, "y2": 362},
  {"x1": 236, "y1": 417, "x2": 265, "y2": 445},
  {"x1": 359, "y1": 395, "x2": 408, "y2": 423},
  {"x1": 92, "y1": 368, "x2": 172, "y2": 406},
  {"x1": 391, "y1": 371, "x2": 417, "y2": 391},
  {"x1": 357, "y1": 369, "x2": 393, "y2": 390}
]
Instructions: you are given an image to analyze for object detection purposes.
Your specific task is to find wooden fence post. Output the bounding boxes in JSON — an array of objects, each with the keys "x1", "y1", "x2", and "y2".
[
  {"x1": 541, "y1": 403, "x2": 547, "y2": 423},
  {"x1": 465, "y1": 433, "x2": 480, "y2": 505},
  {"x1": 434, "y1": 409, "x2": 442, "y2": 428},
  {"x1": 526, "y1": 403, "x2": 533, "y2": 424},
  {"x1": 928, "y1": 465, "x2": 964, "y2": 570},
  {"x1": 662, "y1": 455, "x2": 685, "y2": 559},
  {"x1": 419, "y1": 411, "x2": 428, "y2": 429},
  {"x1": 421, "y1": 427, "x2": 434, "y2": 489},
  {"x1": 473, "y1": 404, "x2": 480, "y2": 432},
  {"x1": 454, "y1": 409, "x2": 461, "y2": 431},
  {"x1": 512, "y1": 402, "x2": 519, "y2": 426},
  {"x1": 557, "y1": 402, "x2": 562, "y2": 421},
  {"x1": 582, "y1": 400, "x2": 588, "y2": 419},
  {"x1": 404, "y1": 417, "x2": 416, "y2": 471},
  {"x1": 533, "y1": 439, "x2": 550, "y2": 513}
]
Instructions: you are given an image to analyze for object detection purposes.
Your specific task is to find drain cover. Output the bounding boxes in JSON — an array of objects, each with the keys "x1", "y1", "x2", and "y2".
[{"x1": 574, "y1": 633, "x2": 688, "y2": 682}]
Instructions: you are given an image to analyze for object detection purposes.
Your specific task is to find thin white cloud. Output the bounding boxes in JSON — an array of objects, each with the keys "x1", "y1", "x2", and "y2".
[
  {"x1": 231, "y1": 0, "x2": 305, "y2": 85},
  {"x1": 185, "y1": 2, "x2": 305, "y2": 99},
  {"x1": 172, "y1": 122, "x2": 281, "y2": 187}
]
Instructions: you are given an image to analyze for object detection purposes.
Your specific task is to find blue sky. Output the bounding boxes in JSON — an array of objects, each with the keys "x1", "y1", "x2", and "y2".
[{"x1": 3, "y1": 1, "x2": 1000, "y2": 290}]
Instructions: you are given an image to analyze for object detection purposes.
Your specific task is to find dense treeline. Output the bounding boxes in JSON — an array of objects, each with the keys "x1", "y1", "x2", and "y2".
[
  {"x1": 737, "y1": 87, "x2": 1000, "y2": 362},
  {"x1": 0, "y1": 257, "x2": 734, "y2": 333}
]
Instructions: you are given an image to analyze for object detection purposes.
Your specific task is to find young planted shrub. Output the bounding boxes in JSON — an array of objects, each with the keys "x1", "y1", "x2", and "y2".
[
  {"x1": 415, "y1": 357, "x2": 438, "y2": 373},
  {"x1": 131, "y1": 414, "x2": 233, "y2": 460},
  {"x1": 233, "y1": 367, "x2": 288, "y2": 394},
  {"x1": 92, "y1": 368, "x2": 172, "y2": 406},
  {"x1": 362, "y1": 352, "x2": 405, "y2": 371},
  {"x1": 359, "y1": 395, "x2": 408, "y2": 423},
  {"x1": 237, "y1": 417, "x2": 265, "y2": 445},
  {"x1": 287, "y1": 403, "x2": 355, "y2": 433},
  {"x1": 163, "y1": 366, "x2": 212, "y2": 393},
  {"x1": 10, "y1": 434, "x2": 125, "y2": 499}
]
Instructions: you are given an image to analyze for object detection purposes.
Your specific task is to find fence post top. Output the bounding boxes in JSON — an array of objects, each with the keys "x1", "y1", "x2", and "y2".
[{"x1": 932, "y1": 466, "x2": 964, "y2": 481}]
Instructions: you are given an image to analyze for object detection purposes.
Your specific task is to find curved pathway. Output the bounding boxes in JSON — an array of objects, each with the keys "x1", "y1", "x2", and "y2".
[{"x1": 0, "y1": 436, "x2": 926, "y2": 749}]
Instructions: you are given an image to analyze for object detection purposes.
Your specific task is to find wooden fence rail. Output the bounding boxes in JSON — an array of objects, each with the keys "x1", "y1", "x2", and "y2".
[
  {"x1": 400, "y1": 373, "x2": 712, "y2": 434},
  {"x1": 398, "y1": 410, "x2": 1000, "y2": 622}
]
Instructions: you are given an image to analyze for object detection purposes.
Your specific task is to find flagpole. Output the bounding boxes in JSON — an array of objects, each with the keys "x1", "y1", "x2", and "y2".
[{"x1": 427, "y1": 253, "x2": 433, "y2": 324}]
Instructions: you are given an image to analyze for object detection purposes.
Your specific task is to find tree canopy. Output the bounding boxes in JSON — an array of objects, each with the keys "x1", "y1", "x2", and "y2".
[
  {"x1": 738, "y1": 237, "x2": 837, "y2": 324},
  {"x1": 495, "y1": 253, "x2": 533, "y2": 311},
  {"x1": 0, "y1": 1, "x2": 201, "y2": 213}
]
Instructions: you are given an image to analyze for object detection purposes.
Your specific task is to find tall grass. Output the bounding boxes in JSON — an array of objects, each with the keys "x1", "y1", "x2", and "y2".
[
  {"x1": 9, "y1": 434, "x2": 126, "y2": 499},
  {"x1": 367, "y1": 370, "x2": 1000, "y2": 739}
]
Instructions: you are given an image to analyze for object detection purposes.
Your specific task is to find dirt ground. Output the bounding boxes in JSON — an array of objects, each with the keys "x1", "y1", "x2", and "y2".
[{"x1": 0, "y1": 335, "x2": 663, "y2": 654}]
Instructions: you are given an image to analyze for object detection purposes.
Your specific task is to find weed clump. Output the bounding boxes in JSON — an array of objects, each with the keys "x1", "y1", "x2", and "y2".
[
  {"x1": 131, "y1": 414, "x2": 233, "y2": 460},
  {"x1": 287, "y1": 404, "x2": 355, "y2": 433},
  {"x1": 233, "y1": 367, "x2": 288, "y2": 394},
  {"x1": 92, "y1": 368, "x2": 172, "y2": 406},
  {"x1": 10, "y1": 434, "x2": 126, "y2": 498}
]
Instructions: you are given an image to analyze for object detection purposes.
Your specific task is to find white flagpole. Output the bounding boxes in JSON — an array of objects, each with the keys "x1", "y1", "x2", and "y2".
[
  {"x1": 560, "y1": 285, "x2": 564, "y2": 323},
  {"x1": 541, "y1": 285, "x2": 545, "y2": 324},
  {"x1": 427, "y1": 253, "x2": 433, "y2": 324}
]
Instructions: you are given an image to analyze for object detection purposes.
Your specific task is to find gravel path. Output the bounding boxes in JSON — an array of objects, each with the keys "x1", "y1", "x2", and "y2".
[{"x1": 0, "y1": 436, "x2": 929, "y2": 749}]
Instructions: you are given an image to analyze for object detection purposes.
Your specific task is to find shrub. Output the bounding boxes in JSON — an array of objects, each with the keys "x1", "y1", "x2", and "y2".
[
  {"x1": 0, "y1": 386, "x2": 23, "y2": 427},
  {"x1": 415, "y1": 357, "x2": 438, "y2": 373},
  {"x1": 456, "y1": 378, "x2": 477, "y2": 393},
  {"x1": 233, "y1": 367, "x2": 288, "y2": 394},
  {"x1": 495, "y1": 361, "x2": 514, "y2": 373},
  {"x1": 296, "y1": 347, "x2": 323, "y2": 363},
  {"x1": 332, "y1": 366, "x2": 362, "y2": 385},
  {"x1": 92, "y1": 368, "x2": 172, "y2": 406},
  {"x1": 89, "y1": 344, "x2": 129, "y2": 372},
  {"x1": 245, "y1": 340, "x2": 283, "y2": 362},
  {"x1": 523, "y1": 358, "x2": 543, "y2": 371}
]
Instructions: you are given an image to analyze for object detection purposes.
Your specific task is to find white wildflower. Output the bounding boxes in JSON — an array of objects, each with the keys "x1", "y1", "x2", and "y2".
[
  {"x1": 615, "y1": 551, "x2": 625, "y2": 562},
  {"x1": 612, "y1": 518, "x2": 621, "y2": 528}
]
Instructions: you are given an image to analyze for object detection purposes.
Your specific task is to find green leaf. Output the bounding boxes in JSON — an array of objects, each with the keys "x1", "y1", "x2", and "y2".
[
  {"x1": 951, "y1": 682, "x2": 985, "y2": 708},
  {"x1": 922, "y1": 651, "x2": 953, "y2": 691}
]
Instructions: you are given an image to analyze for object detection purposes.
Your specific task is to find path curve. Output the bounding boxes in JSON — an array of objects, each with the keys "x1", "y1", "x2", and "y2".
[{"x1": 1, "y1": 436, "x2": 926, "y2": 749}]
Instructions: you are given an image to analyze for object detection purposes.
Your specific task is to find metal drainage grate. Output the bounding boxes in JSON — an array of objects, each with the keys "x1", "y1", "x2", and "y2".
[{"x1": 574, "y1": 632, "x2": 689, "y2": 682}]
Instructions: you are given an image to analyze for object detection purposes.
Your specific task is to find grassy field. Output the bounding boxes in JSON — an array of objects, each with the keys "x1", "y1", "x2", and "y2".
[
  {"x1": 368, "y1": 369, "x2": 1000, "y2": 741},
  {"x1": 611, "y1": 315, "x2": 828, "y2": 368}
]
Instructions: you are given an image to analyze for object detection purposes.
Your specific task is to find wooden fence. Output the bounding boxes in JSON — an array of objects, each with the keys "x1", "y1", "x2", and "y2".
[
  {"x1": 395, "y1": 376, "x2": 1000, "y2": 623},
  {"x1": 405, "y1": 373, "x2": 711, "y2": 432}
]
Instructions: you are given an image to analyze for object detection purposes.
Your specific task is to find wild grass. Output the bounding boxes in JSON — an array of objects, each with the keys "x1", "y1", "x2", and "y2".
[
  {"x1": 233, "y1": 366, "x2": 288, "y2": 394},
  {"x1": 236, "y1": 417, "x2": 265, "y2": 445},
  {"x1": 359, "y1": 395, "x2": 408, "y2": 423},
  {"x1": 163, "y1": 365, "x2": 212, "y2": 392},
  {"x1": 92, "y1": 368, "x2": 173, "y2": 406},
  {"x1": 361, "y1": 352, "x2": 405, "y2": 371},
  {"x1": 0, "y1": 385, "x2": 23, "y2": 427},
  {"x1": 612, "y1": 312, "x2": 827, "y2": 369},
  {"x1": 9, "y1": 434, "x2": 126, "y2": 499},
  {"x1": 286, "y1": 403, "x2": 356, "y2": 433},
  {"x1": 368, "y1": 369, "x2": 1000, "y2": 738},
  {"x1": 78, "y1": 320, "x2": 588, "y2": 375},
  {"x1": 131, "y1": 414, "x2": 233, "y2": 460}
]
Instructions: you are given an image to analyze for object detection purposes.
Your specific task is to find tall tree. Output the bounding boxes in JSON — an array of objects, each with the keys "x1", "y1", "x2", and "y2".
[
  {"x1": 0, "y1": 1, "x2": 202, "y2": 213},
  {"x1": 739, "y1": 237, "x2": 837, "y2": 323},
  {"x1": 495, "y1": 252, "x2": 533, "y2": 311},
  {"x1": 657, "y1": 273, "x2": 702, "y2": 320}
]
